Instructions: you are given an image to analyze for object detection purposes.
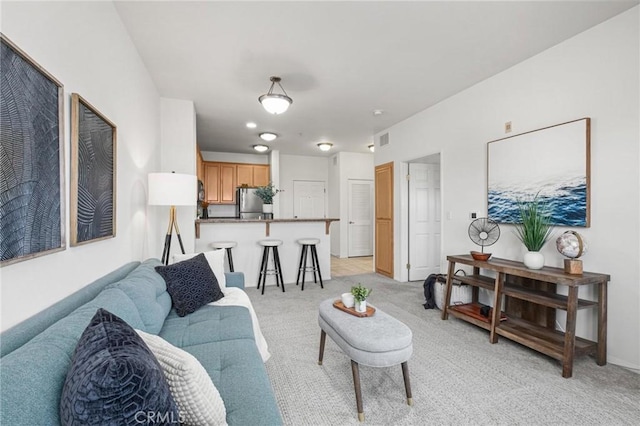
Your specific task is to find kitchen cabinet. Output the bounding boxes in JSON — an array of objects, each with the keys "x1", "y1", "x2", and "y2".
[
  {"x1": 204, "y1": 162, "x2": 236, "y2": 204},
  {"x1": 236, "y1": 164, "x2": 270, "y2": 187}
]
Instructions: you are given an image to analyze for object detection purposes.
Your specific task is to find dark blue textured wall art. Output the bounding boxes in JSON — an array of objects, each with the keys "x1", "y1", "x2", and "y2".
[
  {"x1": 487, "y1": 118, "x2": 591, "y2": 227},
  {"x1": 1, "y1": 34, "x2": 65, "y2": 265},
  {"x1": 70, "y1": 94, "x2": 116, "y2": 246}
]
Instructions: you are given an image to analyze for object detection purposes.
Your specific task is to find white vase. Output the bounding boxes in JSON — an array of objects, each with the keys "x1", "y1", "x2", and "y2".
[
  {"x1": 355, "y1": 300, "x2": 367, "y2": 313},
  {"x1": 262, "y1": 203, "x2": 273, "y2": 214},
  {"x1": 523, "y1": 251, "x2": 545, "y2": 269}
]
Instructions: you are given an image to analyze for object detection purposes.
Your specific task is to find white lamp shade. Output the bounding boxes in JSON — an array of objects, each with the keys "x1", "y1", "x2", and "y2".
[
  {"x1": 148, "y1": 172, "x2": 197, "y2": 206},
  {"x1": 260, "y1": 95, "x2": 291, "y2": 115}
]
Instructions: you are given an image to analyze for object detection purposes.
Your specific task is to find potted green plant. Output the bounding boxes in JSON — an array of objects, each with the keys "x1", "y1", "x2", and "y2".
[
  {"x1": 255, "y1": 183, "x2": 280, "y2": 214},
  {"x1": 351, "y1": 284, "x2": 372, "y2": 313},
  {"x1": 513, "y1": 193, "x2": 554, "y2": 269}
]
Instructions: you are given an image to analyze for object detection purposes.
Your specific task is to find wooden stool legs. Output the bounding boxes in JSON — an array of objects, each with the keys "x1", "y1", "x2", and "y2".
[
  {"x1": 317, "y1": 330, "x2": 412, "y2": 422},
  {"x1": 318, "y1": 330, "x2": 326, "y2": 365},
  {"x1": 402, "y1": 361, "x2": 413, "y2": 406},
  {"x1": 351, "y1": 360, "x2": 364, "y2": 422}
]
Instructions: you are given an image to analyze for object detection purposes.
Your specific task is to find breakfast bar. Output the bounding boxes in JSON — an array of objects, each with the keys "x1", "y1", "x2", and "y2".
[{"x1": 195, "y1": 218, "x2": 339, "y2": 288}]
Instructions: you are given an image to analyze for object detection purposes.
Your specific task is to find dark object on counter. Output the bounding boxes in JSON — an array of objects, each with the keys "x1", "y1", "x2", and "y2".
[{"x1": 201, "y1": 208, "x2": 208, "y2": 219}]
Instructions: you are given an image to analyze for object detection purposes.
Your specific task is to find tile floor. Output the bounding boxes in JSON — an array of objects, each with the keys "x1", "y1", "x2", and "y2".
[{"x1": 330, "y1": 255, "x2": 373, "y2": 277}]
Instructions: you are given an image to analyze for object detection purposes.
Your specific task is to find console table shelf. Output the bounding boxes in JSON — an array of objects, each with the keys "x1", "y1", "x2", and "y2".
[{"x1": 441, "y1": 254, "x2": 610, "y2": 378}]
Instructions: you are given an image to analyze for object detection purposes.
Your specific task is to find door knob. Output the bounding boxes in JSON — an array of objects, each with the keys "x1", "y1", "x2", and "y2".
[{"x1": 349, "y1": 221, "x2": 354, "y2": 224}]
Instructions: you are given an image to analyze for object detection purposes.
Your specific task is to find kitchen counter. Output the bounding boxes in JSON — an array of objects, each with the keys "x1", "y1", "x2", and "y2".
[
  {"x1": 194, "y1": 218, "x2": 339, "y2": 288},
  {"x1": 195, "y1": 218, "x2": 339, "y2": 238}
]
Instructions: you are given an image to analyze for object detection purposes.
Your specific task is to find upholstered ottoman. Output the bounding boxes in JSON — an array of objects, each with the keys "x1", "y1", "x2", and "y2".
[{"x1": 317, "y1": 298, "x2": 413, "y2": 422}]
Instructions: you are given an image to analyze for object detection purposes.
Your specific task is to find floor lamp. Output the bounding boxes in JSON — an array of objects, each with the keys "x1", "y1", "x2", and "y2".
[{"x1": 148, "y1": 172, "x2": 197, "y2": 265}]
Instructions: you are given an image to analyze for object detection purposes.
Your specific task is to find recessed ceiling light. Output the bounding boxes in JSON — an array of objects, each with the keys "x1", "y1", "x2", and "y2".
[
  {"x1": 373, "y1": 109, "x2": 384, "y2": 116},
  {"x1": 253, "y1": 144, "x2": 269, "y2": 152},
  {"x1": 368, "y1": 144, "x2": 375, "y2": 152},
  {"x1": 259, "y1": 132, "x2": 278, "y2": 142},
  {"x1": 246, "y1": 122, "x2": 257, "y2": 129},
  {"x1": 317, "y1": 142, "x2": 333, "y2": 151}
]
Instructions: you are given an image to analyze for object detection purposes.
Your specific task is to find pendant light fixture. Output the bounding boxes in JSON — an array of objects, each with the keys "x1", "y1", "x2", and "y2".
[{"x1": 259, "y1": 76, "x2": 292, "y2": 115}]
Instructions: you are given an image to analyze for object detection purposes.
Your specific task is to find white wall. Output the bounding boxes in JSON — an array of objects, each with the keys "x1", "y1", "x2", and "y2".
[
  {"x1": 375, "y1": 8, "x2": 639, "y2": 369},
  {"x1": 279, "y1": 154, "x2": 330, "y2": 219},
  {"x1": 0, "y1": 2, "x2": 161, "y2": 330},
  {"x1": 328, "y1": 154, "x2": 341, "y2": 256}
]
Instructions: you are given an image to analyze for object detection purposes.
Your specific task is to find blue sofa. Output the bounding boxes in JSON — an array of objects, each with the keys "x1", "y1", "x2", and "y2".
[{"x1": 0, "y1": 259, "x2": 282, "y2": 425}]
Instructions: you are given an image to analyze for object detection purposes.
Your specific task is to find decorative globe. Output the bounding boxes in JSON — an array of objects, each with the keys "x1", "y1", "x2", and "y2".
[{"x1": 556, "y1": 231, "x2": 587, "y2": 259}]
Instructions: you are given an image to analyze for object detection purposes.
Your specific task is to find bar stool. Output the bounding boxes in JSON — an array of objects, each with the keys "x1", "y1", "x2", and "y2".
[
  {"x1": 296, "y1": 238, "x2": 323, "y2": 291},
  {"x1": 257, "y1": 239, "x2": 285, "y2": 295},
  {"x1": 210, "y1": 241, "x2": 237, "y2": 272}
]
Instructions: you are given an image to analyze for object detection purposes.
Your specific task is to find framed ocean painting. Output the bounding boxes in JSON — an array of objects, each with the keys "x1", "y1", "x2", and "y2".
[{"x1": 487, "y1": 118, "x2": 590, "y2": 227}]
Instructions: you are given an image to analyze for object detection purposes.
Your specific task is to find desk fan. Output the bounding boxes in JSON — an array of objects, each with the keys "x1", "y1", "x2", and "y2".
[{"x1": 468, "y1": 218, "x2": 500, "y2": 261}]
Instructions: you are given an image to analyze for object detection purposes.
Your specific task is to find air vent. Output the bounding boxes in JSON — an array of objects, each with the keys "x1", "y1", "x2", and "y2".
[{"x1": 379, "y1": 133, "x2": 390, "y2": 147}]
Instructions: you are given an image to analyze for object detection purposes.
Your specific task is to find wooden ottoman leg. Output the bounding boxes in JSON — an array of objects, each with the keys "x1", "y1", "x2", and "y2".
[
  {"x1": 351, "y1": 360, "x2": 364, "y2": 422},
  {"x1": 401, "y1": 361, "x2": 413, "y2": 406},
  {"x1": 318, "y1": 330, "x2": 326, "y2": 365}
]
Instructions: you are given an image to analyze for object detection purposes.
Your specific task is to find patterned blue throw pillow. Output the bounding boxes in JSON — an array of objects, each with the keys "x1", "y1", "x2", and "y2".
[
  {"x1": 155, "y1": 253, "x2": 224, "y2": 317},
  {"x1": 60, "y1": 308, "x2": 179, "y2": 425}
]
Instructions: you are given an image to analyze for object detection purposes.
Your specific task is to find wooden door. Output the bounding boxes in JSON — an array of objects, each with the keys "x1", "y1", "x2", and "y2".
[
  {"x1": 253, "y1": 165, "x2": 270, "y2": 187},
  {"x1": 220, "y1": 163, "x2": 236, "y2": 203},
  {"x1": 375, "y1": 162, "x2": 394, "y2": 278},
  {"x1": 204, "y1": 163, "x2": 220, "y2": 203}
]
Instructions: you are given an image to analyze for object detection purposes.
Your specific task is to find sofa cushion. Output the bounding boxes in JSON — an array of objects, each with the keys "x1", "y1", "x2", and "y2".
[
  {"x1": 184, "y1": 339, "x2": 281, "y2": 426},
  {"x1": 106, "y1": 259, "x2": 172, "y2": 334},
  {"x1": 136, "y1": 330, "x2": 227, "y2": 426},
  {"x1": 60, "y1": 309, "x2": 178, "y2": 425},
  {"x1": 173, "y1": 249, "x2": 227, "y2": 289},
  {"x1": 158, "y1": 304, "x2": 281, "y2": 426},
  {"x1": 159, "y1": 305, "x2": 255, "y2": 348},
  {"x1": 0, "y1": 288, "x2": 146, "y2": 425},
  {"x1": 155, "y1": 254, "x2": 224, "y2": 317}
]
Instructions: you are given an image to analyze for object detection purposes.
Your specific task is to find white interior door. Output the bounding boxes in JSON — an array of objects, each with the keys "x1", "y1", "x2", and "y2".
[
  {"x1": 293, "y1": 180, "x2": 326, "y2": 218},
  {"x1": 348, "y1": 180, "x2": 373, "y2": 257},
  {"x1": 408, "y1": 163, "x2": 441, "y2": 281}
]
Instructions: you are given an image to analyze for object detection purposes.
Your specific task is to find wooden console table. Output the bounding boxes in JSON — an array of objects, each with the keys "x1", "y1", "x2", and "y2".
[{"x1": 441, "y1": 254, "x2": 610, "y2": 378}]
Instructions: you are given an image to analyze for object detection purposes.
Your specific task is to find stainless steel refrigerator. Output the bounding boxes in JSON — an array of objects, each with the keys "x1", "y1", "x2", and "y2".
[{"x1": 236, "y1": 187, "x2": 264, "y2": 219}]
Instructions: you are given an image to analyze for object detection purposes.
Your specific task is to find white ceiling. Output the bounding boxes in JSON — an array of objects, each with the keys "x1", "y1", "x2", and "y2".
[{"x1": 114, "y1": 1, "x2": 637, "y2": 157}]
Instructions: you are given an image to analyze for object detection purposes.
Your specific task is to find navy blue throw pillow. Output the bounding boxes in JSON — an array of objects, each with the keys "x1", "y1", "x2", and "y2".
[
  {"x1": 155, "y1": 253, "x2": 224, "y2": 317},
  {"x1": 60, "y1": 308, "x2": 179, "y2": 425}
]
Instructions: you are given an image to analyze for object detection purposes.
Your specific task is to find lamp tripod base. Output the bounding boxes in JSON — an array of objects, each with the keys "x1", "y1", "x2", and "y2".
[{"x1": 161, "y1": 205, "x2": 186, "y2": 265}]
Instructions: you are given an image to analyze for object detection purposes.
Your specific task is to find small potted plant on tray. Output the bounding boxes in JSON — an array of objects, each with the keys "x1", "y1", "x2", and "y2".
[
  {"x1": 514, "y1": 193, "x2": 554, "y2": 270},
  {"x1": 255, "y1": 182, "x2": 280, "y2": 214},
  {"x1": 351, "y1": 284, "x2": 372, "y2": 313}
]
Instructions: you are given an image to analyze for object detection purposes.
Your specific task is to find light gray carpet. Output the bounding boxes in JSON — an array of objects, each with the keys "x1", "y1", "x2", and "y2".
[{"x1": 247, "y1": 274, "x2": 640, "y2": 425}]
